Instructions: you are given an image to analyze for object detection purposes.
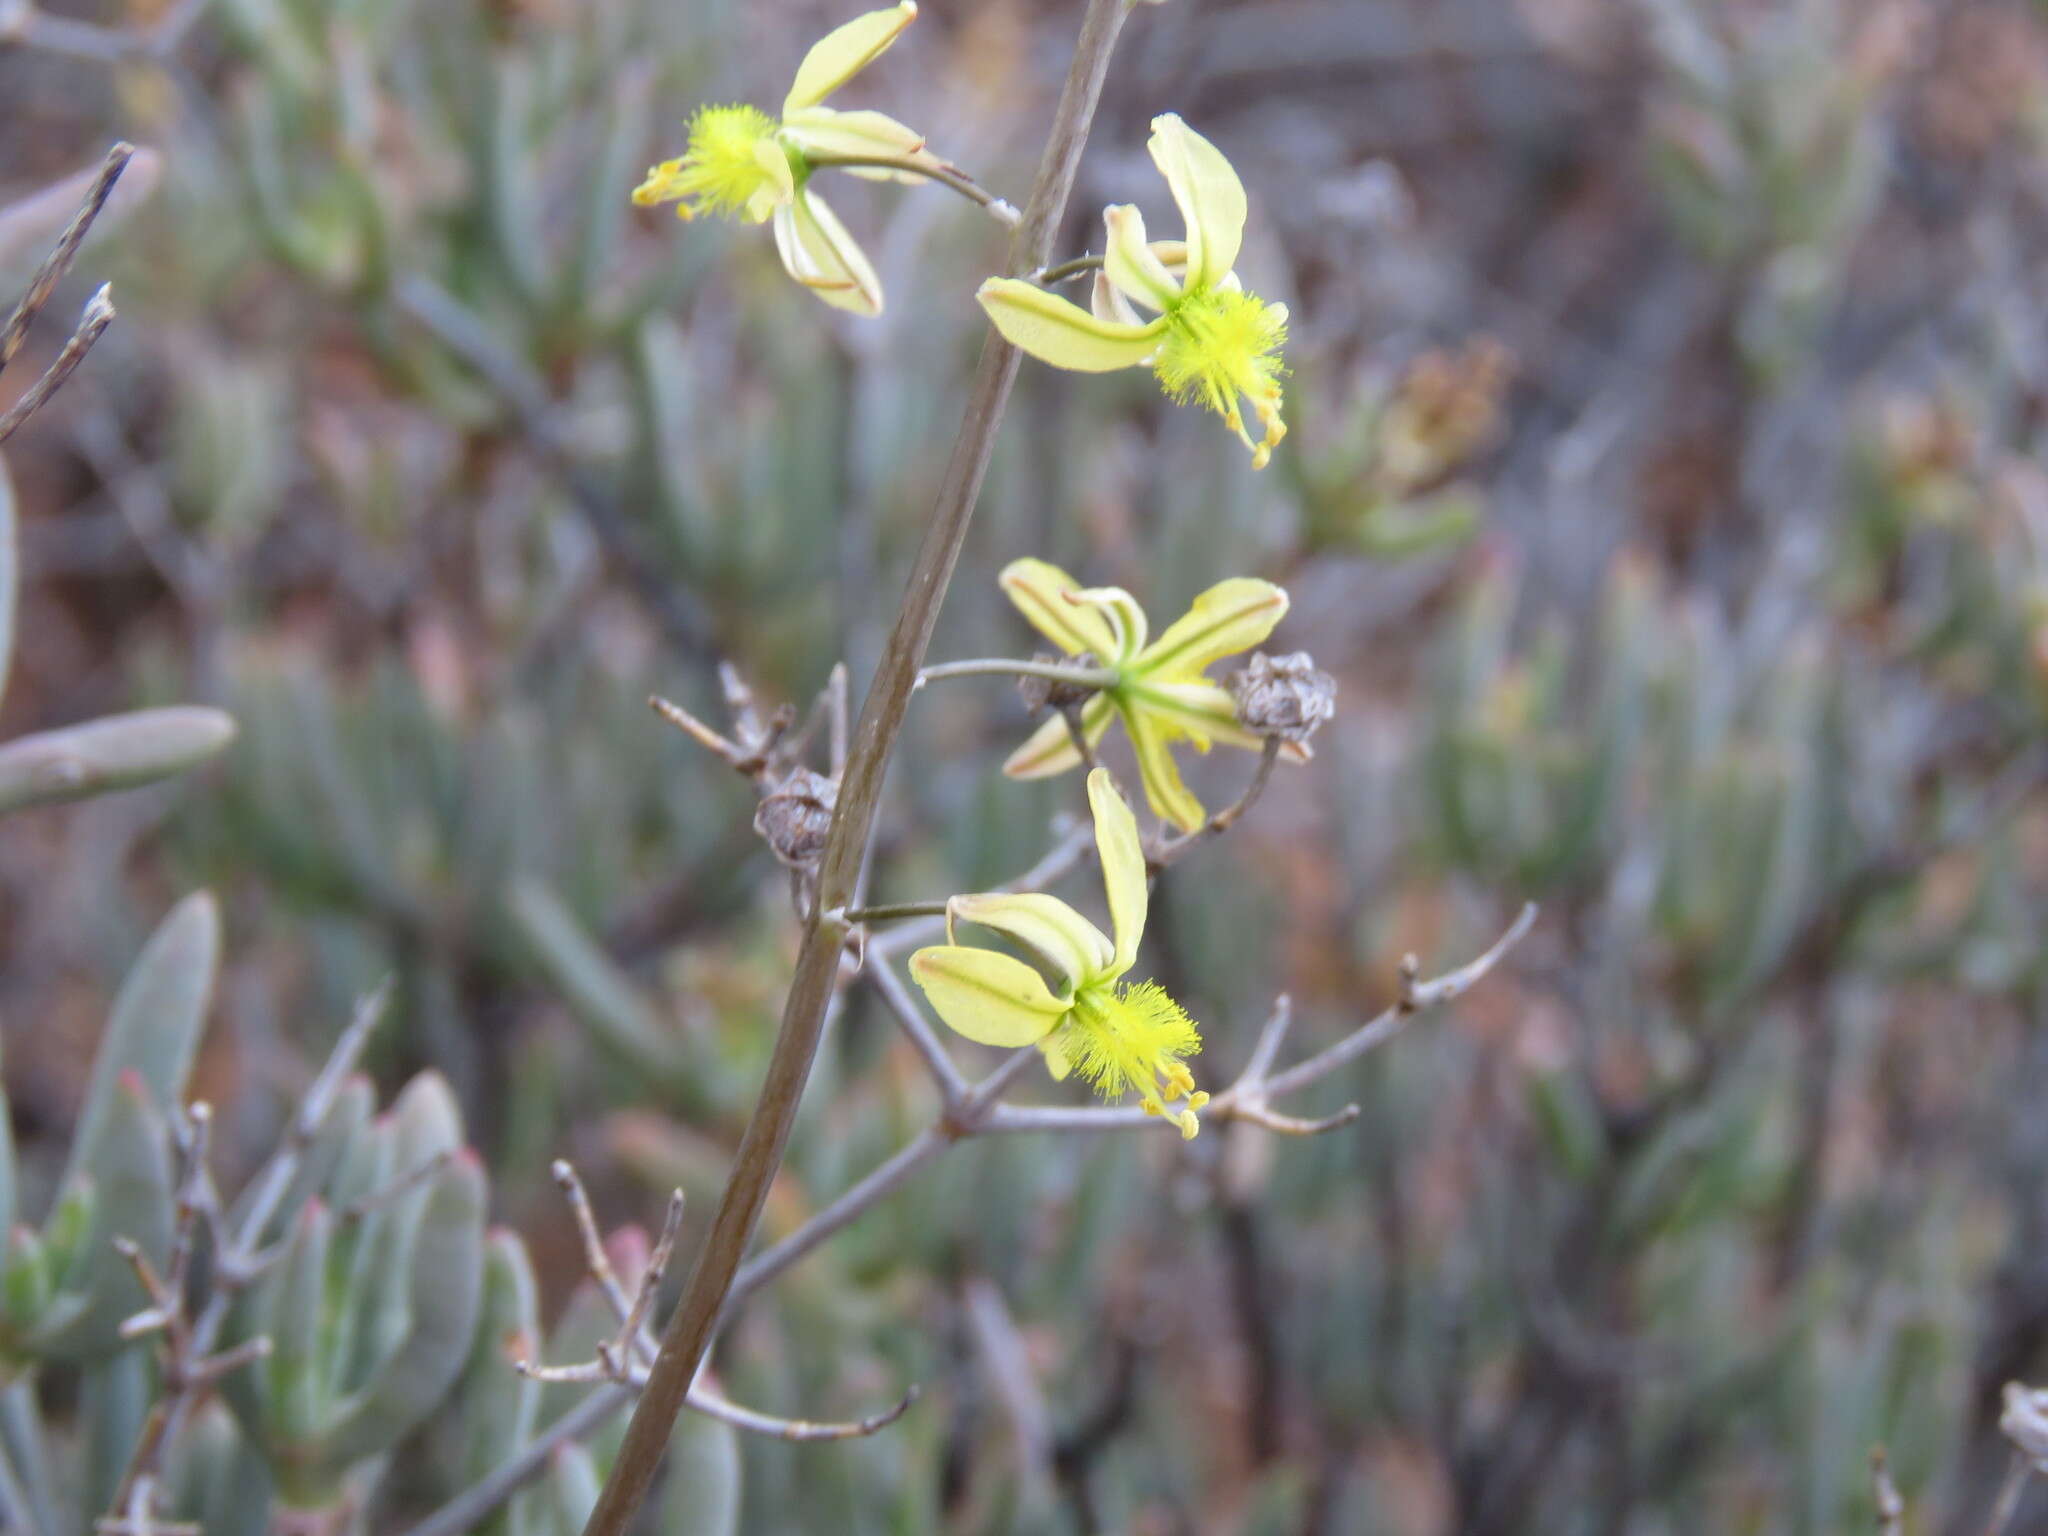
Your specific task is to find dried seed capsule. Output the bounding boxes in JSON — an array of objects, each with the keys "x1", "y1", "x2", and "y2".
[
  {"x1": 1228, "y1": 651, "x2": 1336, "y2": 743},
  {"x1": 754, "y1": 768, "x2": 838, "y2": 868},
  {"x1": 1017, "y1": 651, "x2": 1101, "y2": 715}
]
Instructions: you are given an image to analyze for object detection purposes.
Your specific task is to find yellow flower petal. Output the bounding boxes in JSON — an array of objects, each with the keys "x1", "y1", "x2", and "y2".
[
  {"x1": 1136, "y1": 578, "x2": 1289, "y2": 678},
  {"x1": 1148, "y1": 113, "x2": 1247, "y2": 293},
  {"x1": 978, "y1": 278, "x2": 1166, "y2": 373},
  {"x1": 1122, "y1": 699, "x2": 1206, "y2": 832},
  {"x1": 909, "y1": 945, "x2": 1068, "y2": 1048},
  {"x1": 744, "y1": 139, "x2": 797, "y2": 223},
  {"x1": 781, "y1": 105, "x2": 946, "y2": 181},
  {"x1": 999, "y1": 558, "x2": 1122, "y2": 659},
  {"x1": 1087, "y1": 768, "x2": 1149, "y2": 974},
  {"x1": 771, "y1": 190, "x2": 883, "y2": 315},
  {"x1": 783, "y1": 1, "x2": 918, "y2": 115},
  {"x1": 1103, "y1": 204, "x2": 1181, "y2": 311},
  {"x1": 949, "y1": 892, "x2": 1114, "y2": 990},
  {"x1": 1065, "y1": 585, "x2": 1149, "y2": 661},
  {"x1": 1126, "y1": 679, "x2": 1314, "y2": 760},
  {"x1": 1001, "y1": 692, "x2": 1115, "y2": 779},
  {"x1": 1149, "y1": 239, "x2": 1192, "y2": 282},
  {"x1": 1123, "y1": 679, "x2": 1239, "y2": 750},
  {"x1": 1038, "y1": 1033, "x2": 1075, "y2": 1080},
  {"x1": 1091, "y1": 270, "x2": 1143, "y2": 327}
]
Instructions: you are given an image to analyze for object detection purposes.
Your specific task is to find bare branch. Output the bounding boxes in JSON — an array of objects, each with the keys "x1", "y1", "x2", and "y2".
[
  {"x1": 1227, "y1": 1100, "x2": 1362, "y2": 1137},
  {"x1": 648, "y1": 694, "x2": 746, "y2": 769},
  {"x1": 686, "y1": 1383, "x2": 919, "y2": 1442},
  {"x1": 521, "y1": 1169, "x2": 911, "y2": 1445},
  {"x1": 0, "y1": 143, "x2": 131, "y2": 374},
  {"x1": 552, "y1": 1160, "x2": 637, "y2": 1322},
  {"x1": 1258, "y1": 902, "x2": 1536, "y2": 1102},
  {"x1": 1984, "y1": 1453, "x2": 2032, "y2": 1536},
  {"x1": 964, "y1": 1279, "x2": 1055, "y2": 1497},
  {"x1": 104, "y1": 985, "x2": 392, "y2": 1526},
  {"x1": 864, "y1": 954, "x2": 970, "y2": 1105},
  {"x1": 1149, "y1": 735, "x2": 1283, "y2": 871},
  {"x1": 416, "y1": 903, "x2": 1528, "y2": 1536},
  {"x1": 1237, "y1": 995, "x2": 1295, "y2": 1086},
  {"x1": 727, "y1": 1128, "x2": 951, "y2": 1308},
  {"x1": 614, "y1": 1191, "x2": 687, "y2": 1361},
  {"x1": 398, "y1": 1387, "x2": 633, "y2": 1536},
  {"x1": 0, "y1": 285, "x2": 116, "y2": 447}
]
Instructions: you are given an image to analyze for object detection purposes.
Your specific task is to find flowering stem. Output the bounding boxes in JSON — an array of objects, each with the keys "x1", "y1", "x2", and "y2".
[
  {"x1": 918, "y1": 656, "x2": 1120, "y2": 689},
  {"x1": 577, "y1": 4, "x2": 1140, "y2": 1533},
  {"x1": 807, "y1": 154, "x2": 1021, "y2": 225},
  {"x1": 840, "y1": 900, "x2": 950, "y2": 923},
  {"x1": 1032, "y1": 254, "x2": 1105, "y2": 286}
]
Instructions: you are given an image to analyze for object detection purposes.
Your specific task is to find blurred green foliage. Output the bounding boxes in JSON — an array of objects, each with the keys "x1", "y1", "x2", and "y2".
[{"x1": 2, "y1": 0, "x2": 2047, "y2": 1529}]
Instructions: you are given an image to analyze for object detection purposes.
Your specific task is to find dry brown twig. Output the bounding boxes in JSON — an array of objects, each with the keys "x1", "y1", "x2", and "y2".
[
  {"x1": 97, "y1": 986, "x2": 393, "y2": 1536},
  {"x1": 0, "y1": 143, "x2": 131, "y2": 448},
  {"x1": 102, "y1": 1104, "x2": 274, "y2": 1534},
  {"x1": 514, "y1": 1161, "x2": 915, "y2": 1440},
  {"x1": 399, "y1": 901, "x2": 1534, "y2": 1536}
]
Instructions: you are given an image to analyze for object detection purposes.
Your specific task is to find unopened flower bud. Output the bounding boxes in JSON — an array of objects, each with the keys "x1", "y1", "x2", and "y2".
[
  {"x1": 1018, "y1": 651, "x2": 1101, "y2": 715},
  {"x1": 1228, "y1": 651, "x2": 1336, "y2": 743},
  {"x1": 2003, "y1": 1382, "x2": 2048, "y2": 1471},
  {"x1": 754, "y1": 768, "x2": 838, "y2": 869}
]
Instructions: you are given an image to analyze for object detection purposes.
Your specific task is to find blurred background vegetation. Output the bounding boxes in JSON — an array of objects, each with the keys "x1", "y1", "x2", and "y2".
[{"x1": 2, "y1": 0, "x2": 2047, "y2": 1529}]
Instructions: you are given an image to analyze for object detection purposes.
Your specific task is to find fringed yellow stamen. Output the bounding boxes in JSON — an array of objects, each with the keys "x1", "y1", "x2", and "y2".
[
  {"x1": 1060, "y1": 982, "x2": 1208, "y2": 1138},
  {"x1": 1153, "y1": 289, "x2": 1290, "y2": 470},
  {"x1": 633, "y1": 104, "x2": 786, "y2": 222}
]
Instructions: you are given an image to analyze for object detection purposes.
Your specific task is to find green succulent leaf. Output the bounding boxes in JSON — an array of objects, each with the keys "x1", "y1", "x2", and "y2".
[
  {"x1": 0, "y1": 708, "x2": 237, "y2": 817},
  {"x1": 33, "y1": 1076, "x2": 177, "y2": 1362},
  {"x1": 507, "y1": 877, "x2": 684, "y2": 1078},
  {"x1": 660, "y1": 1408, "x2": 742, "y2": 1536},
  {"x1": 63, "y1": 892, "x2": 220, "y2": 1195},
  {"x1": 166, "y1": 1401, "x2": 276, "y2": 1536},
  {"x1": 444, "y1": 1230, "x2": 542, "y2": 1505},
  {"x1": 81, "y1": 1345, "x2": 154, "y2": 1519}
]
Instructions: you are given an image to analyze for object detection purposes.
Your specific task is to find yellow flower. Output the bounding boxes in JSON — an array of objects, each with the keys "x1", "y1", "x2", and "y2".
[
  {"x1": 978, "y1": 114, "x2": 1290, "y2": 467},
  {"x1": 997, "y1": 557, "x2": 1303, "y2": 833},
  {"x1": 631, "y1": 2, "x2": 950, "y2": 315},
  {"x1": 911, "y1": 770, "x2": 1210, "y2": 1136}
]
